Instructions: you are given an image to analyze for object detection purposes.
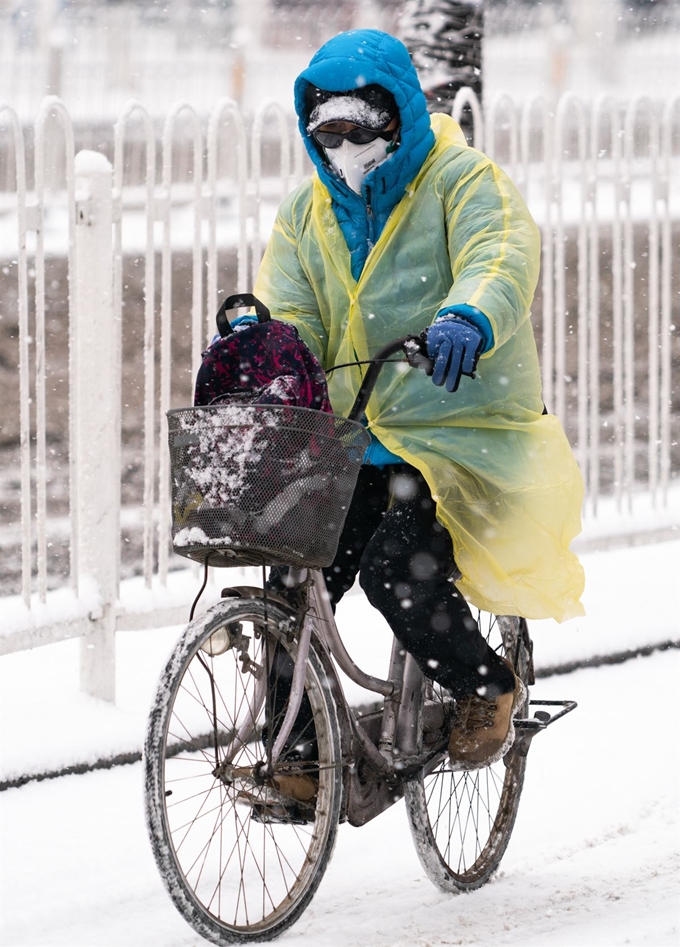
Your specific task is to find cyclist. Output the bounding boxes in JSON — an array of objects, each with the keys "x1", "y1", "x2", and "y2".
[{"x1": 247, "y1": 29, "x2": 584, "y2": 790}]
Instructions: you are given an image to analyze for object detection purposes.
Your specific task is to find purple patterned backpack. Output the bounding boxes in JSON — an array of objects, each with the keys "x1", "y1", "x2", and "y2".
[{"x1": 194, "y1": 294, "x2": 332, "y2": 413}]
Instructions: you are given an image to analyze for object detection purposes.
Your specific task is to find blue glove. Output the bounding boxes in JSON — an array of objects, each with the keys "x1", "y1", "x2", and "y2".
[
  {"x1": 231, "y1": 314, "x2": 258, "y2": 327},
  {"x1": 210, "y1": 314, "x2": 258, "y2": 346},
  {"x1": 425, "y1": 317, "x2": 484, "y2": 393}
]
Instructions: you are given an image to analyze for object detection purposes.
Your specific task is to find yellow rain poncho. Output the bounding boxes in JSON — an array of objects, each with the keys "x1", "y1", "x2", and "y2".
[{"x1": 255, "y1": 112, "x2": 585, "y2": 622}]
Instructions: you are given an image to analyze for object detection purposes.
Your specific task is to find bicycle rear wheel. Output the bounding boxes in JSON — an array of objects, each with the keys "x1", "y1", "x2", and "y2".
[
  {"x1": 144, "y1": 596, "x2": 342, "y2": 944},
  {"x1": 404, "y1": 614, "x2": 531, "y2": 892}
]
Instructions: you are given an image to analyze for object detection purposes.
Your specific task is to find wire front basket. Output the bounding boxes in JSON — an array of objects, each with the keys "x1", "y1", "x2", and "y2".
[{"x1": 168, "y1": 404, "x2": 370, "y2": 569}]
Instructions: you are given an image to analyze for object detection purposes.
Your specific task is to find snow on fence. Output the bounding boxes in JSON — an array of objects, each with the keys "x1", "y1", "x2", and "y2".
[{"x1": 0, "y1": 92, "x2": 678, "y2": 700}]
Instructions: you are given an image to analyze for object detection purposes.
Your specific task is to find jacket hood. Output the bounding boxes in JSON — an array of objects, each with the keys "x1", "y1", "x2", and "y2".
[{"x1": 294, "y1": 30, "x2": 435, "y2": 206}]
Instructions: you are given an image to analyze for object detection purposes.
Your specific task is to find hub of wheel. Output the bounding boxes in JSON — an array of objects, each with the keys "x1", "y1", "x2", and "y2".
[{"x1": 213, "y1": 759, "x2": 267, "y2": 786}]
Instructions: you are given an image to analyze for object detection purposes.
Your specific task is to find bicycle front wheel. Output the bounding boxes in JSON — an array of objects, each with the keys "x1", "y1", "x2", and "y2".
[
  {"x1": 404, "y1": 614, "x2": 531, "y2": 893},
  {"x1": 144, "y1": 596, "x2": 342, "y2": 944}
]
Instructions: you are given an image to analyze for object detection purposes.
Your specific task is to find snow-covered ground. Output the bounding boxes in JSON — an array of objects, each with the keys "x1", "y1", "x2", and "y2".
[
  {"x1": 1, "y1": 635, "x2": 678, "y2": 945},
  {"x1": 1, "y1": 539, "x2": 679, "y2": 945}
]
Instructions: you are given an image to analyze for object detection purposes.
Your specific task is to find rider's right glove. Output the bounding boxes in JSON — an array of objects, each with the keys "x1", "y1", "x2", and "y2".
[{"x1": 424, "y1": 317, "x2": 484, "y2": 393}]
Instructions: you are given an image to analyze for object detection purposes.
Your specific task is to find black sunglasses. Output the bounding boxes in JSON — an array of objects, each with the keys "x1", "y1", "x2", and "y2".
[{"x1": 312, "y1": 125, "x2": 396, "y2": 149}]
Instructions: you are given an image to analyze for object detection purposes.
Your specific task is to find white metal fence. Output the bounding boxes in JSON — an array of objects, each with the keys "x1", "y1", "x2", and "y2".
[{"x1": 0, "y1": 92, "x2": 678, "y2": 699}]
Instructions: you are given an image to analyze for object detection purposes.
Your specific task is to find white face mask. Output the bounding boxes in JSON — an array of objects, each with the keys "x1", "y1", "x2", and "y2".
[{"x1": 325, "y1": 136, "x2": 394, "y2": 194}]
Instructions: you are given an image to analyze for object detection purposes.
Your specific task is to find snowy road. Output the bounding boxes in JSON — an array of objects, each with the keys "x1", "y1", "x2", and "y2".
[{"x1": 2, "y1": 650, "x2": 678, "y2": 947}]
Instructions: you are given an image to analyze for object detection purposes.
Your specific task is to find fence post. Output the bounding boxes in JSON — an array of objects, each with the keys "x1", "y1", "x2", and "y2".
[{"x1": 73, "y1": 150, "x2": 118, "y2": 703}]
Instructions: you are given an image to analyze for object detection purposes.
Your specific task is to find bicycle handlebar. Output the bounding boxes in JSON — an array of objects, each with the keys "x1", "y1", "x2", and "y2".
[{"x1": 347, "y1": 335, "x2": 433, "y2": 422}]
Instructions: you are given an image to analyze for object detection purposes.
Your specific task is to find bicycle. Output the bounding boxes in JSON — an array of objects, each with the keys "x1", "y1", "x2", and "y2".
[{"x1": 144, "y1": 302, "x2": 576, "y2": 945}]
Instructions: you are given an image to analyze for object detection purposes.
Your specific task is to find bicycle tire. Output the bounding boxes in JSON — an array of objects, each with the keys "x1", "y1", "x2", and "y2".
[
  {"x1": 404, "y1": 614, "x2": 531, "y2": 892},
  {"x1": 144, "y1": 596, "x2": 342, "y2": 944}
]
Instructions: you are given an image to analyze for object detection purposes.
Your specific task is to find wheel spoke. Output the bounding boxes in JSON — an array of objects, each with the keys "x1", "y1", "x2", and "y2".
[
  {"x1": 192, "y1": 783, "x2": 230, "y2": 895},
  {"x1": 167, "y1": 717, "x2": 216, "y2": 766},
  {"x1": 172, "y1": 775, "x2": 222, "y2": 855}
]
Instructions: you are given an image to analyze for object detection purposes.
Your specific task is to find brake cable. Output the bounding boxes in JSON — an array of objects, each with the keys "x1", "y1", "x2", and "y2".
[{"x1": 325, "y1": 357, "x2": 406, "y2": 374}]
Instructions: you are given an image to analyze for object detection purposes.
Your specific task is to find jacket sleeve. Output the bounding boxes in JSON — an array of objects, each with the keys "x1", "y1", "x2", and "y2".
[
  {"x1": 438, "y1": 153, "x2": 541, "y2": 356},
  {"x1": 253, "y1": 187, "x2": 328, "y2": 365}
]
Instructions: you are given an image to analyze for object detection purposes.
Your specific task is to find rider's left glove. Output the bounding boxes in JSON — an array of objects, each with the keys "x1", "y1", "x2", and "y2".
[{"x1": 425, "y1": 317, "x2": 484, "y2": 393}]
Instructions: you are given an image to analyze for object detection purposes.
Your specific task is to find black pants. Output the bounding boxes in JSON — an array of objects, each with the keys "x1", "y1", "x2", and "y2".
[{"x1": 322, "y1": 464, "x2": 514, "y2": 699}]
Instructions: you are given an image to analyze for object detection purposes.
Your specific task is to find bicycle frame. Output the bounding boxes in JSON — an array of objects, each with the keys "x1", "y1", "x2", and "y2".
[
  {"x1": 227, "y1": 568, "x2": 448, "y2": 827},
  {"x1": 225, "y1": 564, "x2": 576, "y2": 827}
]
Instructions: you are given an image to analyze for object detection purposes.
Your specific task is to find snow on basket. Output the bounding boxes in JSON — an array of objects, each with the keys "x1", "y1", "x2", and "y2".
[{"x1": 168, "y1": 404, "x2": 370, "y2": 569}]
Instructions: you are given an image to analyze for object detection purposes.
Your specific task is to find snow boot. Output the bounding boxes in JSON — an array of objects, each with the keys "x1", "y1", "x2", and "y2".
[
  {"x1": 448, "y1": 659, "x2": 526, "y2": 770},
  {"x1": 271, "y1": 773, "x2": 318, "y2": 803}
]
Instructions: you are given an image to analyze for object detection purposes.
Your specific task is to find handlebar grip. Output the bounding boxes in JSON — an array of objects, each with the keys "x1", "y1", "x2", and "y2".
[{"x1": 215, "y1": 293, "x2": 272, "y2": 338}]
